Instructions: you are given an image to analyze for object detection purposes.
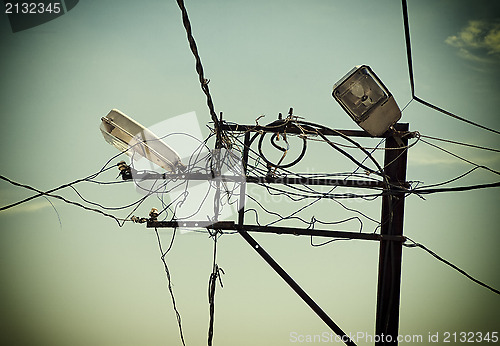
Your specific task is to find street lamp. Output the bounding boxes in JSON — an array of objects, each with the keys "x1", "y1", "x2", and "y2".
[
  {"x1": 100, "y1": 109, "x2": 185, "y2": 172},
  {"x1": 332, "y1": 65, "x2": 401, "y2": 136}
]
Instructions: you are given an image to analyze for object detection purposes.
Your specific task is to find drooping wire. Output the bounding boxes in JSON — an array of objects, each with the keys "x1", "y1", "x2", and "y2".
[
  {"x1": 0, "y1": 162, "x2": 117, "y2": 212},
  {"x1": 420, "y1": 138, "x2": 500, "y2": 176},
  {"x1": 414, "y1": 96, "x2": 500, "y2": 135},
  {"x1": 207, "y1": 230, "x2": 224, "y2": 346},
  {"x1": 401, "y1": 0, "x2": 500, "y2": 135},
  {"x1": 257, "y1": 131, "x2": 307, "y2": 169},
  {"x1": 0, "y1": 174, "x2": 129, "y2": 226},
  {"x1": 411, "y1": 167, "x2": 480, "y2": 190},
  {"x1": 0, "y1": 143, "x2": 148, "y2": 214},
  {"x1": 155, "y1": 227, "x2": 187, "y2": 346},
  {"x1": 409, "y1": 181, "x2": 500, "y2": 195},
  {"x1": 42, "y1": 195, "x2": 63, "y2": 230},
  {"x1": 398, "y1": 135, "x2": 500, "y2": 195},
  {"x1": 307, "y1": 138, "x2": 385, "y2": 237},
  {"x1": 419, "y1": 134, "x2": 500, "y2": 153},
  {"x1": 68, "y1": 185, "x2": 151, "y2": 211},
  {"x1": 309, "y1": 216, "x2": 363, "y2": 247},
  {"x1": 404, "y1": 237, "x2": 500, "y2": 295},
  {"x1": 225, "y1": 125, "x2": 386, "y2": 231}
]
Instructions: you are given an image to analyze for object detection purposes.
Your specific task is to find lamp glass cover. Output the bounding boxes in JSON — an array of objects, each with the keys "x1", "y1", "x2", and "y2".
[{"x1": 334, "y1": 66, "x2": 388, "y2": 121}]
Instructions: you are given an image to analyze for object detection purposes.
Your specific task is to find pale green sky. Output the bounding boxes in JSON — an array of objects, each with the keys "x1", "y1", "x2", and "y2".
[{"x1": 1, "y1": 1, "x2": 499, "y2": 345}]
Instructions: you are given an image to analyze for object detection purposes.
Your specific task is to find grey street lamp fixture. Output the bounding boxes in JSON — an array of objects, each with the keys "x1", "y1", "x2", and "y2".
[
  {"x1": 333, "y1": 65, "x2": 401, "y2": 136},
  {"x1": 100, "y1": 109, "x2": 185, "y2": 172}
]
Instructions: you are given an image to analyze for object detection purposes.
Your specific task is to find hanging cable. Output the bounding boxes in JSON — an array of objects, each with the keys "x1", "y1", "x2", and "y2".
[
  {"x1": 207, "y1": 230, "x2": 224, "y2": 346},
  {"x1": 415, "y1": 96, "x2": 500, "y2": 135},
  {"x1": 0, "y1": 174, "x2": 129, "y2": 226},
  {"x1": 258, "y1": 132, "x2": 307, "y2": 169},
  {"x1": 420, "y1": 139, "x2": 500, "y2": 176},
  {"x1": 409, "y1": 181, "x2": 500, "y2": 195},
  {"x1": 0, "y1": 164, "x2": 116, "y2": 212},
  {"x1": 420, "y1": 134, "x2": 500, "y2": 153},
  {"x1": 174, "y1": 0, "x2": 230, "y2": 148},
  {"x1": 401, "y1": 0, "x2": 500, "y2": 135},
  {"x1": 316, "y1": 130, "x2": 381, "y2": 176},
  {"x1": 404, "y1": 237, "x2": 500, "y2": 295},
  {"x1": 401, "y1": 0, "x2": 415, "y2": 97},
  {"x1": 155, "y1": 227, "x2": 187, "y2": 346}
]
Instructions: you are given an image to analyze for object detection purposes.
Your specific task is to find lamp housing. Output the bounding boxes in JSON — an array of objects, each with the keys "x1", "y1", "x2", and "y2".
[
  {"x1": 332, "y1": 65, "x2": 401, "y2": 136},
  {"x1": 100, "y1": 109, "x2": 184, "y2": 172}
]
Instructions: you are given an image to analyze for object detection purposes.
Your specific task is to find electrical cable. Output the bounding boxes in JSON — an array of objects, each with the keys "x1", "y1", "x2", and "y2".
[
  {"x1": 155, "y1": 227, "x2": 187, "y2": 346},
  {"x1": 410, "y1": 167, "x2": 479, "y2": 190},
  {"x1": 401, "y1": 0, "x2": 500, "y2": 135},
  {"x1": 409, "y1": 181, "x2": 500, "y2": 195},
  {"x1": 0, "y1": 174, "x2": 129, "y2": 225},
  {"x1": 309, "y1": 216, "x2": 363, "y2": 247},
  {"x1": 316, "y1": 130, "x2": 382, "y2": 176},
  {"x1": 296, "y1": 120, "x2": 387, "y2": 178},
  {"x1": 258, "y1": 131, "x2": 307, "y2": 169},
  {"x1": 207, "y1": 230, "x2": 224, "y2": 346},
  {"x1": 0, "y1": 164, "x2": 116, "y2": 212},
  {"x1": 401, "y1": 0, "x2": 415, "y2": 97},
  {"x1": 404, "y1": 237, "x2": 500, "y2": 295},
  {"x1": 420, "y1": 139, "x2": 500, "y2": 176},
  {"x1": 414, "y1": 96, "x2": 500, "y2": 135},
  {"x1": 420, "y1": 134, "x2": 500, "y2": 153},
  {"x1": 174, "y1": 0, "x2": 233, "y2": 149},
  {"x1": 42, "y1": 195, "x2": 63, "y2": 230}
]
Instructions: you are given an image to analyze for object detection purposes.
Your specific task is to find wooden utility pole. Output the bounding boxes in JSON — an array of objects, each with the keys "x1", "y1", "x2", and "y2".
[{"x1": 375, "y1": 123, "x2": 409, "y2": 345}]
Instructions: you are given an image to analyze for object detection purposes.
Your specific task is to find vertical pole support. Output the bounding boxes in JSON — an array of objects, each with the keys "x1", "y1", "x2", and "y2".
[{"x1": 375, "y1": 123, "x2": 409, "y2": 345}]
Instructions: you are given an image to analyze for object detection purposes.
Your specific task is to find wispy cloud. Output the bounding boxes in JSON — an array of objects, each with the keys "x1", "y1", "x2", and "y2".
[
  {"x1": 0, "y1": 199, "x2": 54, "y2": 215},
  {"x1": 445, "y1": 19, "x2": 500, "y2": 64},
  {"x1": 410, "y1": 143, "x2": 500, "y2": 168}
]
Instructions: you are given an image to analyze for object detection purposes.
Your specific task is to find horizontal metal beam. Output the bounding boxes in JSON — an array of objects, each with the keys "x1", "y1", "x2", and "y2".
[
  {"x1": 246, "y1": 175, "x2": 384, "y2": 188},
  {"x1": 220, "y1": 122, "x2": 411, "y2": 139},
  {"x1": 220, "y1": 123, "x2": 375, "y2": 137},
  {"x1": 146, "y1": 220, "x2": 405, "y2": 242},
  {"x1": 126, "y1": 172, "x2": 385, "y2": 188}
]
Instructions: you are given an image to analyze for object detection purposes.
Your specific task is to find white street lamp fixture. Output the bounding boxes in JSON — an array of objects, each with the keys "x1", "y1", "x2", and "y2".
[
  {"x1": 332, "y1": 65, "x2": 401, "y2": 136},
  {"x1": 100, "y1": 109, "x2": 185, "y2": 172}
]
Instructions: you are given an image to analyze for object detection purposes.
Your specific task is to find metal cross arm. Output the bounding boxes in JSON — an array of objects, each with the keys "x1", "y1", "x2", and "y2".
[
  {"x1": 146, "y1": 220, "x2": 405, "y2": 243},
  {"x1": 221, "y1": 122, "x2": 374, "y2": 138},
  {"x1": 148, "y1": 218, "x2": 359, "y2": 346},
  {"x1": 220, "y1": 122, "x2": 414, "y2": 139},
  {"x1": 122, "y1": 170, "x2": 386, "y2": 189}
]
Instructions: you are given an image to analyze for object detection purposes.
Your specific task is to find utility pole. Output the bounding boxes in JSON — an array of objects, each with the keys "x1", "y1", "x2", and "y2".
[
  {"x1": 375, "y1": 123, "x2": 409, "y2": 345},
  {"x1": 130, "y1": 120, "x2": 411, "y2": 346}
]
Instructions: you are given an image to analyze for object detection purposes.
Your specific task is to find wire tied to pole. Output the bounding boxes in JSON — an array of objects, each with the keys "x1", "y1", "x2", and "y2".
[
  {"x1": 175, "y1": 0, "x2": 232, "y2": 148},
  {"x1": 155, "y1": 227, "x2": 187, "y2": 346},
  {"x1": 404, "y1": 236, "x2": 500, "y2": 295},
  {"x1": 207, "y1": 230, "x2": 224, "y2": 346}
]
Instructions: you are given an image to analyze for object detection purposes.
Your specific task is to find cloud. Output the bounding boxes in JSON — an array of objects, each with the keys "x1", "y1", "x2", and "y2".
[
  {"x1": 1, "y1": 199, "x2": 54, "y2": 215},
  {"x1": 410, "y1": 143, "x2": 500, "y2": 168},
  {"x1": 445, "y1": 19, "x2": 500, "y2": 63}
]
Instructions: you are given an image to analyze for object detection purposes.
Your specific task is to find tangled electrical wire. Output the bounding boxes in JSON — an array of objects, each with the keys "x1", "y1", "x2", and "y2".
[
  {"x1": 1, "y1": 109, "x2": 499, "y2": 346},
  {"x1": 2, "y1": 0, "x2": 500, "y2": 345},
  {"x1": 1, "y1": 110, "x2": 498, "y2": 271}
]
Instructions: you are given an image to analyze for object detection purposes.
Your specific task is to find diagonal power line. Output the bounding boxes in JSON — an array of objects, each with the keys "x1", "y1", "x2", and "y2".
[{"x1": 401, "y1": 0, "x2": 500, "y2": 135}]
